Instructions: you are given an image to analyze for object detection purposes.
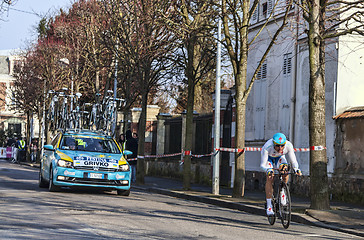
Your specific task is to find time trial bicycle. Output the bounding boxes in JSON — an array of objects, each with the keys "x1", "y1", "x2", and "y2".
[{"x1": 266, "y1": 165, "x2": 293, "y2": 229}]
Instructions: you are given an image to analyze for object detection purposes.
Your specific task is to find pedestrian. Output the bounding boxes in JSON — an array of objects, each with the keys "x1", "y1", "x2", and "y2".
[
  {"x1": 118, "y1": 134, "x2": 126, "y2": 152},
  {"x1": 125, "y1": 130, "x2": 138, "y2": 183}
]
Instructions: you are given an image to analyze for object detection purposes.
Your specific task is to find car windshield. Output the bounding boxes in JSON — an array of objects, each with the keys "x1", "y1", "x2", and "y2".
[{"x1": 59, "y1": 135, "x2": 120, "y2": 154}]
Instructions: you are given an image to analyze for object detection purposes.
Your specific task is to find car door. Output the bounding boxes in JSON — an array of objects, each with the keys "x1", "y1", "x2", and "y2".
[{"x1": 42, "y1": 133, "x2": 61, "y2": 181}]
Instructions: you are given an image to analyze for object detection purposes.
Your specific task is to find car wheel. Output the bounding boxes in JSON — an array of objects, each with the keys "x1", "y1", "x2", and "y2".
[
  {"x1": 117, "y1": 189, "x2": 130, "y2": 196},
  {"x1": 38, "y1": 164, "x2": 48, "y2": 188},
  {"x1": 48, "y1": 167, "x2": 60, "y2": 192}
]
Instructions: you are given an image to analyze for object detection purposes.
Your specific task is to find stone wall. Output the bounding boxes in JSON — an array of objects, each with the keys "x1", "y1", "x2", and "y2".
[
  {"x1": 333, "y1": 117, "x2": 364, "y2": 204},
  {"x1": 145, "y1": 157, "x2": 212, "y2": 185}
]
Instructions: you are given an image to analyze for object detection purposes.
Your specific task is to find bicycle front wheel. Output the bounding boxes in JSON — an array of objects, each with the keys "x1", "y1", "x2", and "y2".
[
  {"x1": 265, "y1": 202, "x2": 276, "y2": 225},
  {"x1": 279, "y1": 182, "x2": 291, "y2": 229}
]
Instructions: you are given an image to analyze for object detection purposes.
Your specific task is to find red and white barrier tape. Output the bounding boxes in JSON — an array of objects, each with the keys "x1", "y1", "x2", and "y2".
[
  {"x1": 145, "y1": 153, "x2": 182, "y2": 158},
  {"x1": 293, "y1": 148, "x2": 310, "y2": 152},
  {"x1": 216, "y1": 146, "x2": 326, "y2": 153},
  {"x1": 184, "y1": 150, "x2": 214, "y2": 158},
  {"x1": 191, "y1": 152, "x2": 214, "y2": 158},
  {"x1": 310, "y1": 146, "x2": 326, "y2": 151},
  {"x1": 126, "y1": 152, "x2": 182, "y2": 161},
  {"x1": 126, "y1": 145, "x2": 326, "y2": 162},
  {"x1": 217, "y1": 147, "x2": 244, "y2": 153},
  {"x1": 245, "y1": 147, "x2": 262, "y2": 152},
  {"x1": 184, "y1": 150, "x2": 191, "y2": 156}
]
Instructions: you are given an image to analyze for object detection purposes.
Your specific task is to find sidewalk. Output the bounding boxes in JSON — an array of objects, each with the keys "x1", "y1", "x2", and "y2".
[
  {"x1": 19, "y1": 161, "x2": 364, "y2": 238},
  {"x1": 133, "y1": 176, "x2": 364, "y2": 238}
]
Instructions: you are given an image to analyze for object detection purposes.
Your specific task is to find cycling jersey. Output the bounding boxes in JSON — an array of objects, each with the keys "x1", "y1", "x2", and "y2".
[{"x1": 260, "y1": 139, "x2": 299, "y2": 172}]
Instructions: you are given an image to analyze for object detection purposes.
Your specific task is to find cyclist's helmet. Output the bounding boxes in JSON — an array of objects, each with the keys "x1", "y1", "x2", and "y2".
[{"x1": 272, "y1": 133, "x2": 286, "y2": 145}]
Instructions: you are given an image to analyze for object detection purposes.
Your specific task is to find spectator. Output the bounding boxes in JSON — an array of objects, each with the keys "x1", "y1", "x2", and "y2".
[
  {"x1": 133, "y1": 132, "x2": 138, "y2": 141},
  {"x1": 16, "y1": 137, "x2": 26, "y2": 162},
  {"x1": 30, "y1": 140, "x2": 38, "y2": 163},
  {"x1": 118, "y1": 134, "x2": 126, "y2": 152},
  {"x1": 125, "y1": 130, "x2": 138, "y2": 183},
  {"x1": 6, "y1": 137, "x2": 16, "y2": 147}
]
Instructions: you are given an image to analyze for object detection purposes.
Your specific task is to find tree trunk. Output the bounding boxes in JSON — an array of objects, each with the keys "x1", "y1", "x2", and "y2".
[
  {"x1": 46, "y1": 120, "x2": 51, "y2": 145},
  {"x1": 37, "y1": 110, "x2": 42, "y2": 163},
  {"x1": 233, "y1": 70, "x2": 247, "y2": 198},
  {"x1": 183, "y1": 74, "x2": 195, "y2": 190},
  {"x1": 122, "y1": 108, "x2": 129, "y2": 134},
  {"x1": 136, "y1": 89, "x2": 148, "y2": 184},
  {"x1": 308, "y1": 0, "x2": 330, "y2": 210},
  {"x1": 26, "y1": 111, "x2": 31, "y2": 162},
  {"x1": 232, "y1": 2, "x2": 249, "y2": 197},
  {"x1": 95, "y1": 70, "x2": 100, "y2": 97},
  {"x1": 183, "y1": 36, "x2": 198, "y2": 190}
]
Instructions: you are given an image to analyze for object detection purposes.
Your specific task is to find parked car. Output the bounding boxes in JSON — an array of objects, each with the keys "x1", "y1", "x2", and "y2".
[{"x1": 39, "y1": 129, "x2": 131, "y2": 196}]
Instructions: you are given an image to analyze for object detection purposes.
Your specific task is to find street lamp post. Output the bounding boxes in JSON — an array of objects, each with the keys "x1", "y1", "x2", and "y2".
[{"x1": 213, "y1": 0, "x2": 222, "y2": 195}]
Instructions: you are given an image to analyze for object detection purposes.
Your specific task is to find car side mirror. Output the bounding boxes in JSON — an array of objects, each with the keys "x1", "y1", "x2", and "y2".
[
  {"x1": 123, "y1": 150, "x2": 133, "y2": 155},
  {"x1": 44, "y1": 145, "x2": 55, "y2": 151}
]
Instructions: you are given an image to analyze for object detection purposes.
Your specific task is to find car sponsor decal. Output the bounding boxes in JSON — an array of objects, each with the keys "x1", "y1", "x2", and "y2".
[
  {"x1": 66, "y1": 135, "x2": 104, "y2": 140},
  {"x1": 74, "y1": 156, "x2": 118, "y2": 168}
]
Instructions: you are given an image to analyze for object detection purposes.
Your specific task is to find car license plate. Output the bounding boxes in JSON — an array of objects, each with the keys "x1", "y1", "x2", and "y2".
[{"x1": 88, "y1": 173, "x2": 104, "y2": 179}]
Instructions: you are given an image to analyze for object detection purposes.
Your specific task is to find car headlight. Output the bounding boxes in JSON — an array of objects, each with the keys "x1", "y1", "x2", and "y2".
[
  {"x1": 118, "y1": 164, "x2": 130, "y2": 172},
  {"x1": 57, "y1": 159, "x2": 73, "y2": 168}
]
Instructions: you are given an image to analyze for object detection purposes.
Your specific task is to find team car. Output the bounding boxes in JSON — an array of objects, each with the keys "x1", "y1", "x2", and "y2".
[{"x1": 39, "y1": 129, "x2": 131, "y2": 196}]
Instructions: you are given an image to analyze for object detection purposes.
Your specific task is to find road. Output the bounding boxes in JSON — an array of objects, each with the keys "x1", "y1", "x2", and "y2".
[{"x1": 0, "y1": 159, "x2": 360, "y2": 240}]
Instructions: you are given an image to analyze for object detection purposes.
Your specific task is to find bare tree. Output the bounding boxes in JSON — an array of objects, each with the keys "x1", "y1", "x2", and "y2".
[
  {"x1": 100, "y1": 0, "x2": 143, "y2": 132},
  {"x1": 11, "y1": 45, "x2": 62, "y2": 161},
  {"x1": 299, "y1": 0, "x2": 364, "y2": 210},
  {"x1": 0, "y1": 0, "x2": 16, "y2": 20},
  {"x1": 102, "y1": 0, "x2": 179, "y2": 184},
  {"x1": 48, "y1": 0, "x2": 113, "y2": 100},
  {"x1": 221, "y1": 0, "x2": 294, "y2": 197},
  {"x1": 167, "y1": 0, "x2": 218, "y2": 190}
]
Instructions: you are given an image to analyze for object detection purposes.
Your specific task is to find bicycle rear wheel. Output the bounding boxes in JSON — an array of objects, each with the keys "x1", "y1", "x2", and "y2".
[{"x1": 278, "y1": 182, "x2": 291, "y2": 229}]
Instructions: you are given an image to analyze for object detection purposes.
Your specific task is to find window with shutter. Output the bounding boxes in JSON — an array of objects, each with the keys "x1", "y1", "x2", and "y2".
[
  {"x1": 283, "y1": 53, "x2": 292, "y2": 76},
  {"x1": 267, "y1": 0, "x2": 274, "y2": 17},
  {"x1": 280, "y1": 53, "x2": 292, "y2": 134},
  {"x1": 262, "y1": 62, "x2": 267, "y2": 78},
  {"x1": 257, "y1": 62, "x2": 267, "y2": 79},
  {"x1": 251, "y1": 5, "x2": 259, "y2": 24},
  {"x1": 254, "y1": 61, "x2": 267, "y2": 140}
]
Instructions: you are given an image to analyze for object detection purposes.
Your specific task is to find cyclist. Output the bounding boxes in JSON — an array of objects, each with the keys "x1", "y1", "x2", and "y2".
[{"x1": 260, "y1": 133, "x2": 302, "y2": 216}]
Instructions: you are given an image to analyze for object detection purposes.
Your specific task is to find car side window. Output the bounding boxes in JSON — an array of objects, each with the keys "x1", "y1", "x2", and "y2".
[
  {"x1": 60, "y1": 136, "x2": 77, "y2": 150},
  {"x1": 51, "y1": 134, "x2": 61, "y2": 148}
]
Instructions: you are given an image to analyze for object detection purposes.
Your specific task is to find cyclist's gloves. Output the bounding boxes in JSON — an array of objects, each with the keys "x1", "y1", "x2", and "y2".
[
  {"x1": 295, "y1": 169, "x2": 302, "y2": 175},
  {"x1": 279, "y1": 163, "x2": 288, "y2": 171},
  {"x1": 266, "y1": 168, "x2": 274, "y2": 176}
]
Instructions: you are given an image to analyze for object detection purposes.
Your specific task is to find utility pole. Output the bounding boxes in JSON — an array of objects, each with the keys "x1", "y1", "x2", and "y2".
[{"x1": 213, "y1": 1, "x2": 222, "y2": 195}]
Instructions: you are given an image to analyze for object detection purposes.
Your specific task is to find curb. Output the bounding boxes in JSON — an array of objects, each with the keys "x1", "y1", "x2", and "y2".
[{"x1": 133, "y1": 186, "x2": 364, "y2": 238}]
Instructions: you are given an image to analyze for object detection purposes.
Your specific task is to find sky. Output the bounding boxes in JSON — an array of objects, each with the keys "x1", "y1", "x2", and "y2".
[{"x1": 0, "y1": 0, "x2": 73, "y2": 52}]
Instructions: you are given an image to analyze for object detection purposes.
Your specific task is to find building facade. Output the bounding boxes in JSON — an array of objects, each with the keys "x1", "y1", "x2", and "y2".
[{"x1": 0, "y1": 50, "x2": 27, "y2": 141}]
